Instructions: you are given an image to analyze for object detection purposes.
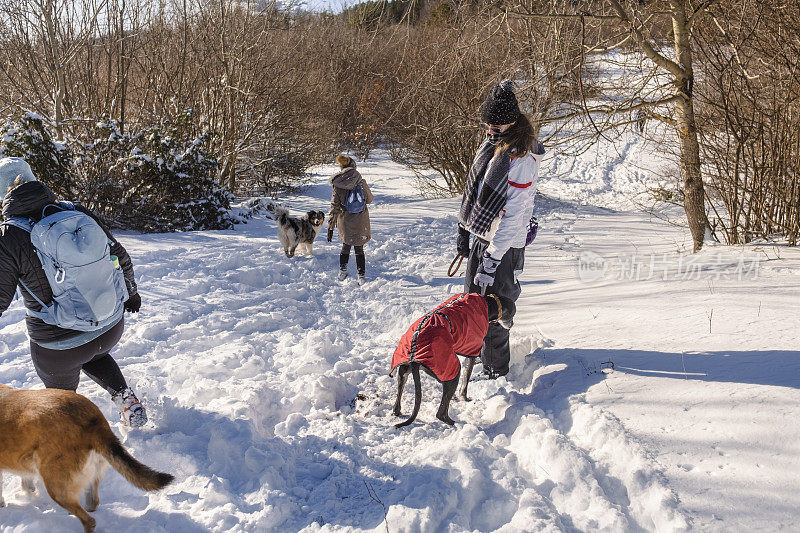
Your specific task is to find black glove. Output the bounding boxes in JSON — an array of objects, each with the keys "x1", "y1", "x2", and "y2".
[
  {"x1": 456, "y1": 226, "x2": 471, "y2": 257},
  {"x1": 327, "y1": 228, "x2": 333, "y2": 242},
  {"x1": 124, "y1": 293, "x2": 141, "y2": 313}
]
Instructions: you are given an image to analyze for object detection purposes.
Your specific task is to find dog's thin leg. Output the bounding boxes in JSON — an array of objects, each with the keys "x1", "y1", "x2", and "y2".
[
  {"x1": 84, "y1": 478, "x2": 99, "y2": 513},
  {"x1": 393, "y1": 366, "x2": 410, "y2": 416},
  {"x1": 459, "y1": 357, "x2": 475, "y2": 402},
  {"x1": 40, "y1": 471, "x2": 96, "y2": 533},
  {"x1": 21, "y1": 476, "x2": 36, "y2": 494},
  {"x1": 0, "y1": 470, "x2": 5, "y2": 507},
  {"x1": 395, "y1": 364, "x2": 422, "y2": 428},
  {"x1": 437, "y1": 369, "x2": 460, "y2": 426}
]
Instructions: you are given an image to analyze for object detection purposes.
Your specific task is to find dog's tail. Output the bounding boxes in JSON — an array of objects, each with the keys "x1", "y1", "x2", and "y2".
[
  {"x1": 272, "y1": 205, "x2": 290, "y2": 226},
  {"x1": 395, "y1": 364, "x2": 422, "y2": 428},
  {"x1": 96, "y1": 429, "x2": 174, "y2": 491}
]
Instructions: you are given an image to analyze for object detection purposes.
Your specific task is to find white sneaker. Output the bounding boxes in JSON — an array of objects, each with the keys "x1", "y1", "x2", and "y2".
[
  {"x1": 112, "y1": 388, "x2": 148, "y2": 428},
  {"x1": 357, "y1": 274, "x2": 366, "y2": 286},
  {"x1": 338, "y1": 269, "x2": 348, "y2": 281}
]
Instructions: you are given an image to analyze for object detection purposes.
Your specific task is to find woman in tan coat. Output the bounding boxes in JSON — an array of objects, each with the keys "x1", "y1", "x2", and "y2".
[{"x1": 327, "y1": 155, "x2": 373, "y2": 285}]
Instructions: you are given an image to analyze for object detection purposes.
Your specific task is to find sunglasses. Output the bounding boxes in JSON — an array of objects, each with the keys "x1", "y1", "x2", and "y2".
[{"x1": 480, "y1": 123, "x2": 504, "y2": 134}]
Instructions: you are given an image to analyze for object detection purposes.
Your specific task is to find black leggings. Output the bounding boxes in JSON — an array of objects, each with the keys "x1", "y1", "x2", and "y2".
[
  {"x1": 340, "y1": 244, "x2": 365, "y2": 275},
  {"x1": 29, "y1": 319, "x2": 128, "y2": 394}
]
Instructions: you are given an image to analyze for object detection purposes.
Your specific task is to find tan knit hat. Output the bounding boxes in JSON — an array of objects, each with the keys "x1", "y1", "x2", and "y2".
[{"x1": 335, "y1": 154, "x2": 352, "y2": 168}]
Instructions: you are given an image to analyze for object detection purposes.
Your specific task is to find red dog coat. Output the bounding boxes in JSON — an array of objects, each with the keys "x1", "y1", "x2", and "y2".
[{"x1": 391, "y1": 293, "x2": 489, "y2": 382}]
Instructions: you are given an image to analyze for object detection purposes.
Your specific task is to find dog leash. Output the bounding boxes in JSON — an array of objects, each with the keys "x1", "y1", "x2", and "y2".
[
  {"x1": 486, "y1": 293, "x2": 502, "y2": 322},
  {"x1": 447, "y1": 254, "x2": 465, "y2": 277}
]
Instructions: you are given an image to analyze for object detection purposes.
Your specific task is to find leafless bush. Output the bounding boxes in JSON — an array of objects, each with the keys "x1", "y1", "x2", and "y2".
[
  {"x1": 695, "y1": 0, "x2": 800, "y2": 245},
  {"x1": 0, "y1": 0, "x2": 332, "y2": 197},
  {"x1": 375, "y1": 2, "x2": 588, "y2": 194},
  {"x1": 13, "y1": 0, "x2": 794, "y2": 249},
  {"x1": 381, "y1": 20, "x2": 511, "y2": 194}
]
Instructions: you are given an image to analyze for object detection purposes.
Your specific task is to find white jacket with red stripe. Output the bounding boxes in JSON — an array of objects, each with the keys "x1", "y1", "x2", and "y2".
[{"x1": 485, "y1": 144, "x2": 543, "y2": 258}]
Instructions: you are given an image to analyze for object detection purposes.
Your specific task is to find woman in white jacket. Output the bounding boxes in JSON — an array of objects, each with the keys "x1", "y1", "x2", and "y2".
[{"x1": 457, "y1": 80, "x2": 543, "y2": 378}]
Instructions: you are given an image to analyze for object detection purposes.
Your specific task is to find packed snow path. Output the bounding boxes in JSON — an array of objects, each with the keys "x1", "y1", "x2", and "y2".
[{"x1": 2, "y1": 147, "x2": 798, "y2": 532}]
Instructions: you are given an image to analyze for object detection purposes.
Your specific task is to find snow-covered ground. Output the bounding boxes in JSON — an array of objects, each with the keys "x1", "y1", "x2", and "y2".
[{"x1": 1, "y1": 130, "x2": 799, "y2": 532}]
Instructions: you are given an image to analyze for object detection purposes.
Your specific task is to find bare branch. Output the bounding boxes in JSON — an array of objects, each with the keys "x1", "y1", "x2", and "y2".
[{"x1": 606, "y1": 0, "x2": 686, "y2": 81}]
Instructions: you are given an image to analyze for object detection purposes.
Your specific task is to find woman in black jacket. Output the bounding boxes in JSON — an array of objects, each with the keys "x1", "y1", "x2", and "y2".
[{"x1": 0, "y1": 157, "x2": 147, "y2": 427}]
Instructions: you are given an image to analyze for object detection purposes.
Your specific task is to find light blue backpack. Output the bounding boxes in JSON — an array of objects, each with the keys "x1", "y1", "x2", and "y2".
[{"x1": 3, "y1": 202, "x2": 128, "y2": 331}]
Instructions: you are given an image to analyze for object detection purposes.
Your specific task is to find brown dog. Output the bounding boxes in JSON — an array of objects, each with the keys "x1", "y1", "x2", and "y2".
[{"x1": 0, "y1": 384, "x2": 173, "y2": 532}]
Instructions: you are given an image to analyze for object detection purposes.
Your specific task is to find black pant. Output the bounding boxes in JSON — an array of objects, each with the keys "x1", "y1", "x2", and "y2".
[
  {"x1": 464, "y1": 239, "x2": 524, "y2": 377},
  {"x1": 30, "y1": 318, "x2": 128, "y2": 394},
  {"x1": 340, "y1": 244, "x2": 366, "y2": 275}
]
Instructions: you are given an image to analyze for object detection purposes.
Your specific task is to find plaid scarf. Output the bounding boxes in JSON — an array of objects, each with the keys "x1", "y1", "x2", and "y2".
[{"x1": 458, "y1": 139, "x2": 511, "y2": 239}]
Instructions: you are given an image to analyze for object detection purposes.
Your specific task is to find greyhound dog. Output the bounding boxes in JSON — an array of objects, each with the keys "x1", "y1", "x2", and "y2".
[{"x1": 390, "y1": 292, "x2": 514, "y2": 427}]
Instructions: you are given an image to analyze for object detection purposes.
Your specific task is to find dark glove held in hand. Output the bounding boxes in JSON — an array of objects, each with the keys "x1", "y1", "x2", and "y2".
[
  {"x1": 124, "y1": 293, "x2": 141, "y2": 313},
  {"x1": 456, "y1": 226, "x2": 471, "y2": 257},
  {"x1": 327, "y1": 228, "x2": 334, "y2": 242}
]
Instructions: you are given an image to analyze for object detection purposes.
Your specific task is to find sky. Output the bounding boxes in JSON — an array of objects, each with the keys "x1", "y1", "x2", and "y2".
[{"x1": 302, "y1": 0, "x2": 357, "y2": 13}]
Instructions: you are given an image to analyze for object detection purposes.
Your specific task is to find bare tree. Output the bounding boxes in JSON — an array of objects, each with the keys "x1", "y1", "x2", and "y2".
[
  {"x1": 0, "y1": 0, "x2": 105, "y2": 137},
  {"x1": 509, "y1": 0, "x2": 714, "y2": 251}
]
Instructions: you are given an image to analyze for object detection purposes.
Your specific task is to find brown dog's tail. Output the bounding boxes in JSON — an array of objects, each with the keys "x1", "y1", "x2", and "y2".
[
  {"x1": 98, "y1": 432, "x2": 174, "y2": 491},
  {"x1": 395, "y1": 364, "x2": 422, "y2": 428}
]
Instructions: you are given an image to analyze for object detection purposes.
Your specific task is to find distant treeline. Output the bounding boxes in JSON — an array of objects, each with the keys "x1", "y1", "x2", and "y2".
[{"x1": 0, "y1": 0, "x2": 796, "y2": 243}]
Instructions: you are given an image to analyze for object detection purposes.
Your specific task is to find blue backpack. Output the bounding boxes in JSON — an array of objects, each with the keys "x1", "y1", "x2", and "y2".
[
  {"x1": 344, "y1": 183, "x2": 366, "y2": 214},
  {"x1": 3, "y1": 203, "x2": 128, "y2": 331}
]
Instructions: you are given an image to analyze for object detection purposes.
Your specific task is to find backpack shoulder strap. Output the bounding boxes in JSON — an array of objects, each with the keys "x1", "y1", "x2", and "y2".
[
  {"x1": 41, "y1": 201, "x2": 74, "y2": 219},
  {"x1": 17, "y1": 278, "x2": 49, "y2": 313},
  {"x1": 1, "y1": 217, "x2": 33, "y2": 233},
  {"x1": 0, "y1": 202, "x2": 74, "y2": 232},
  {"x1": 1, "y1": 218, "x2": 47, "y2": 316}
]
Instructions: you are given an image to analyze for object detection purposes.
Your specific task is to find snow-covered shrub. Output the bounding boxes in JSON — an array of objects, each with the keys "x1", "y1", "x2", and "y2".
[
  {"x1": 72, "y1": 112, "x2": 234, "y2": 232},
  {"x1": 0, "y1": 113, "x2": 75, "y2": 199},
  {"x1": 2, "y1": 111, "x2": 233, "y2": 233},
  {"x1": 229, "y1": 198, "x2": 272, "y2": 224},
  {"x1": 114, "y1": 111, "x2": 234, "y2": 232},
  {"x1": 71, "y1": 115, "x2": 133, "y2": 221}
]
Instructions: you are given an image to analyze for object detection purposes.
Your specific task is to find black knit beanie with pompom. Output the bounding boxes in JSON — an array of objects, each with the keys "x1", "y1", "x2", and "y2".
[{"x1": 480, "y1": 80, "x2": 520, "y2": 125}]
